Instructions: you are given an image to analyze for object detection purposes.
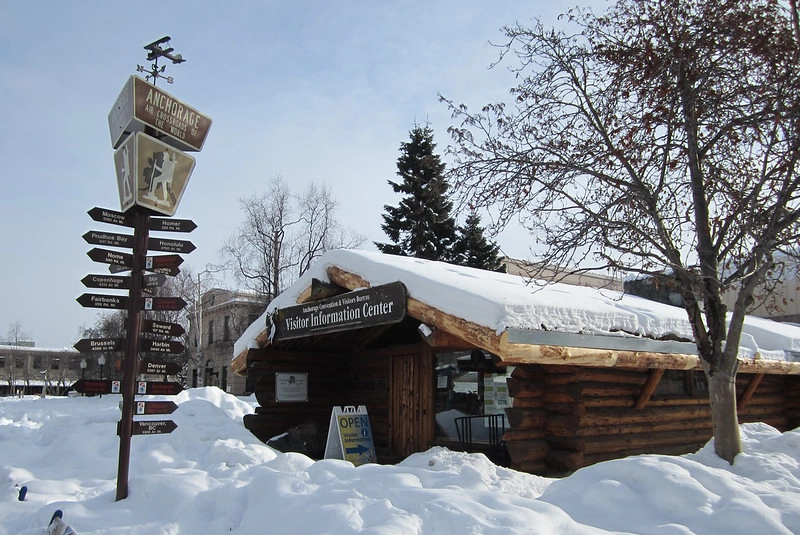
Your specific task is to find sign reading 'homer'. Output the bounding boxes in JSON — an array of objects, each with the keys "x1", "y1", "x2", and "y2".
[{"x1": 114, "y1": 132, "x2": 195, "y2": 216}]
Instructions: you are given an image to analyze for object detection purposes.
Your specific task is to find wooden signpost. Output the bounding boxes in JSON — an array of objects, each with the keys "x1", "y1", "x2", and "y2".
[{"x1": 76, "y1": 35, "x2": 212, "y2": 503}]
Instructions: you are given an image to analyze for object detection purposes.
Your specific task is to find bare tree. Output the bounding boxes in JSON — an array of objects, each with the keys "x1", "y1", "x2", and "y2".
[
  {"x1": 443, "y1": 0, "x2": 800, "y2": 463},
  {"x1": 222, "y1": 176, "x2": 364, "y2": 301},
  {"x1": 4, "y1": 321, "x2": 32, "y2": 345}
]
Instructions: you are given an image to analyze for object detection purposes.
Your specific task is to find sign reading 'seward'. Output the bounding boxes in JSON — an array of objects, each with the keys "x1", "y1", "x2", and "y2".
[{"x1": 273, "y1": 282, "x2": 407, "y2": 341}]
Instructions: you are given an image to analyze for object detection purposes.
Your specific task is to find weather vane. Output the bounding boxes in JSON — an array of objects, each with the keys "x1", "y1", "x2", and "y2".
[{"x1": 137, "y1": 36, "x2": 185, "y2": 85}]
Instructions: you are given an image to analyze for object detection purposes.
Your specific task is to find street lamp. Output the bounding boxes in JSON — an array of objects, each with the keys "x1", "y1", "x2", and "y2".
[
  {"x1": 98, "y1": 355, "x2": 106, "y2": 380},
  {"x1": 80, "y1": 359, "x2": 87, "y2": 380}
]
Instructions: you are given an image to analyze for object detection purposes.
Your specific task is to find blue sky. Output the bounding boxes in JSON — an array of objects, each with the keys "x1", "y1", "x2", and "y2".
[{"x1": 0, "y1": 1, "x2": 599, "y2": 347}]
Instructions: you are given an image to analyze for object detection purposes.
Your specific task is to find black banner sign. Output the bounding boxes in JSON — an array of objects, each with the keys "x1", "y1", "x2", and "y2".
[
  {"x1": 82, "y1": 274, "x2": 130, "y2": 290},
  {"x1": 130, "y1": 420, "x2": 177, "y2": 435},
  {"x1": 74, "y1": 338, "x2": 124, "y2": 353},
  {"x1": 88, "y1": 207, "x2": 133, "y2": 228},
  {"x1": 136, "y1": 381, "x2": 183, "y2": 395},
  {"x1": 141, "y1": 319, "x2": 185, "y2": 337},
  {"x1": 83, "y1": 230, "x2": 134, "y2": 249},
  {"x1": 135, "y1": 401, "x2": 178, "y2": 415},
  {"x1": 273, "y1": 282, "x2": 407, "y2": 341},
  {"x1": 140, "y1": 359, "x2": 181, "y2": 375},
  {"x1": 77, "y1": 293, "x2": 128, "y2": 309},
  {"x1": 150, "y1": 217, "x2": 197, "y2": 233}
]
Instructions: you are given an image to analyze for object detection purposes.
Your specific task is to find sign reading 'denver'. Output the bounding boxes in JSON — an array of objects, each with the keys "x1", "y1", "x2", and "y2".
[
  {"x1": 273, "y1": 282, "x2": 407, "y2": 341},
  {"x1": 114, "y1": 132, "x2": 196, "y2": 216},
  {"x1": 108, "y1": 75, "x2": 212, "y2": 152}
]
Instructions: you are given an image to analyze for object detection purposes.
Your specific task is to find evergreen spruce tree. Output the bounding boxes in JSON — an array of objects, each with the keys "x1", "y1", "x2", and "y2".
[
  {"x1": 376, "y1": 125, "x2": 458, "y2": 261},
  {"x1": 453, "y1": 211, "x2": 505, "y2": 271}
]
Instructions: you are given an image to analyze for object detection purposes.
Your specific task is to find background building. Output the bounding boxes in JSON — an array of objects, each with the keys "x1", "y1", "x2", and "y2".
[
  {"x1": 187, "y1": 288, "x2": 266, "y2": 395},
  {"x1": 0, "y1": 343, "x2": 85, "y2": 396}
]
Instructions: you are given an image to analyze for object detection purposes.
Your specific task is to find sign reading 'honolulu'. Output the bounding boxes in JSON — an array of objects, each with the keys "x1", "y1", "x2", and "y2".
[{"x1": 273, "y1": 282, "x2": 407, "y2": 341}]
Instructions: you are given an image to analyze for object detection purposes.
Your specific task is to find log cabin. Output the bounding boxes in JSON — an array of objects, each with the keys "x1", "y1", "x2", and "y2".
[{"x1": 230, "y1": 249, "x2": 800, "y2": 475}]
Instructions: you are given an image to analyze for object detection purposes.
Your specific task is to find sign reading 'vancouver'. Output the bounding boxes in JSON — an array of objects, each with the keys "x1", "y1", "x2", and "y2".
[{"x1": 273, "y1": 282, "x2": 407, "y2": 341}]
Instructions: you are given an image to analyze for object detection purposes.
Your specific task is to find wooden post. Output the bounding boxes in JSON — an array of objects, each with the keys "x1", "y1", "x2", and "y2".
[
  {"x1": 738, "y1": 373, "x2": 765, "y2": 410},
  {"x1": 116, "y1": 208, "x2": 149, "y2": 501},
  {"x1": 635, "y1": 368, "x2": 665, "y2": 410}
]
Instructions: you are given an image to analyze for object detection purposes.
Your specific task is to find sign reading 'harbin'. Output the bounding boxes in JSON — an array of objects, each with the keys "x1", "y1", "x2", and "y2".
[
  {"x1": 273, "y1": 282, "x2": 408, "y2": 341},
  {"x1": 108, "y1": 75, "x2": 212, "y2": 152}
]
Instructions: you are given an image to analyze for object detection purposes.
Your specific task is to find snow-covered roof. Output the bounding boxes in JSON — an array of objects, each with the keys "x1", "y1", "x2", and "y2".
[{"x1": 233, "y1": 249, "x2": 800, "y2": 369}]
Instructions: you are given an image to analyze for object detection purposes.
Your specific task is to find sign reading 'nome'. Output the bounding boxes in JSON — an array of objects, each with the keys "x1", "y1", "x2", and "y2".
[{"x1": 273, "y1": 282, "x2": 407, "y2": 341}]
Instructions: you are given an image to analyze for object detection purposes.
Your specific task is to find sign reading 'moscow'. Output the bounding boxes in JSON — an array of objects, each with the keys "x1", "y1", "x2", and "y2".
[{"x1": 273, "y1": 282, "x2": 407, "y2": 341}]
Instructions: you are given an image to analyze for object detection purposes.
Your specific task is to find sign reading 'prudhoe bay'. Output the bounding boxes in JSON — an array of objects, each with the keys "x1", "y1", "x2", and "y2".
[{"x1": 273, "y1": 282, "x2": 407, "y2": 341}]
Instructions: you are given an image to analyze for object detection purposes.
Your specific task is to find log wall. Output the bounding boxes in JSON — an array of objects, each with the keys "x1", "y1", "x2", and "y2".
[
  {"x1": 505, "y1": 364, "x2": 800, "y2": 475},
  {"x1": 243, "y1": 343, "x2": 433, "y2": 462}
]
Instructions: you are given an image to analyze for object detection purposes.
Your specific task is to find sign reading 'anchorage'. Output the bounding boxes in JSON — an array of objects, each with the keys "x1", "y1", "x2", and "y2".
[{"x1": 273, "y1": 282, "x2": 407, "y2": 341}]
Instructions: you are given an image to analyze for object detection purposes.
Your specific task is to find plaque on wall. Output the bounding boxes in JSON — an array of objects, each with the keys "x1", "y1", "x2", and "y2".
[{"x1": 275, "y1": 372, "x2": 309, "y2": 402}]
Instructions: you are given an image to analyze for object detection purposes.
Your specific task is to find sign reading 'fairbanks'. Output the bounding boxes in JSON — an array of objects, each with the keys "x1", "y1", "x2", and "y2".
[
  {"x1": 273, "y1": 282, "x2": 407, "y2": 341},
  {"x1": 108, "y1": 75, "x2": 212, "y2": 152}
]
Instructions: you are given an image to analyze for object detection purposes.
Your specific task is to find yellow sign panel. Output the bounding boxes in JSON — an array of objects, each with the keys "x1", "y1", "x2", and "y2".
[
  {"x1": 114, "y1": 132, "x2": 195, "y2": 216},
  {"x1": 324, "y1": 406, "x2": 377, "y2": 466}
]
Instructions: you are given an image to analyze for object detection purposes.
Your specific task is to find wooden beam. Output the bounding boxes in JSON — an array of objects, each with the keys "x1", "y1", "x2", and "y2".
[
  {"x1": 635, "y1": 368, "x2": 665, "y2": 410},
  {"x1": 738, "y1": 373, "x2": 765, "y2": 409},
  {"x1": 327, "y1": 266, "x2": 506, "y2": 356}
]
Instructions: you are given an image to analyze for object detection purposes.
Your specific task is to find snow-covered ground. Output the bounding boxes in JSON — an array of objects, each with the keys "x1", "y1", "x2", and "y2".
[{"x1": 1, "y1": 387, "x2": 799, "y2": 534}]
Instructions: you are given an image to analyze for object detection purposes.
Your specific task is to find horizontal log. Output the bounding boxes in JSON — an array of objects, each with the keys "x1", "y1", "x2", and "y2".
[
  {"x1": 551, "y1": 427, "x2": 714, "y2": 455},
  {"x1": 505, "y1": 439, "x2": 550, "y2": 464},
  {"x1": 507, "y1": 377, "x2": 545, "y2": 399},
  {"x1": 546, "y1": 449, "x2": 584, "y2": 473},
  {"x1": 509, "y1": 460, "x2": 549, "y2": 474},
  {"x1": 502, "y1": 428, "x2": 546, "y2": 441},
  {"x1": 505, "y1": 407, "x2": 547, "y2": 428}
]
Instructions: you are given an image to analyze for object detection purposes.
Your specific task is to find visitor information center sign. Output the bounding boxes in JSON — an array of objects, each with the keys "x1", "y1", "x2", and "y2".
[{"x1": 273, "y1": 282, "x2": 407, "y2": 341}]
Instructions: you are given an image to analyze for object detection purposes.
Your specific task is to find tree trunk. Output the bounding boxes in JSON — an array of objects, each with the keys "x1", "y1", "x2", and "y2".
[{"x1": 707, "y1": 370, "x2": 741, "y2": 464}]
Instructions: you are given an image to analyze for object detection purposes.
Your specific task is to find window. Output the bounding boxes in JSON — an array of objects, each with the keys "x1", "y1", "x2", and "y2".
[
  {"x1": 433, "y1": 350, "x2": 513, "y2": 443},
  {"x1": 0, "y1": 355, "x2": 5, "y2": 368},
  {"x1": 207, "y1": 320, "x2": 214, "y2": 345},
  {"x1": 223, "y1": 316, "x2": 231, "y2": 341},
  {"x1": 655, "y1": 370, "x2": 708, "y2": 397},
  {"x1": 33, "y1": 357, "x2": 42, "y2": 370},
  {"x1": 51, "y1": 358, "x2": 60, "y2": 370},
  {"x1": 15, "y1": 356, "x2": 24, "y2": 368}
]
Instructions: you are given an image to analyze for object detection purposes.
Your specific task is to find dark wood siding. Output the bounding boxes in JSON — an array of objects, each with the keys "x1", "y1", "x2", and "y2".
[{"x1": 505, "y1": 365, "x2": 800, "y2": 475}]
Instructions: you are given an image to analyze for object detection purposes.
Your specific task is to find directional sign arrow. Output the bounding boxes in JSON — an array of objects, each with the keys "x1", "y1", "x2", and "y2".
[
  {"x1": 141, "y1": 319, "x2": 185, "y2": 337},
  {"x1": 88, "y1": 207, "x2": 134, "y2": 228},
  {"x1": 77, "y1": 293, "x2": 129, "y2": 309},
  {"x1": 150, "y1": 217, "x2": 197, "y2": 233},
  {"x1": 136, "y1": 381, "x2": 183, "y2": 395},
  {"x1": 148, "y1": 237, "x2": 195, "y2": 254},
  {"x1": 130, "y1": 420, "x2": 178, "y2": 435},
  {"x1": 145, "y1": 265, "x2": 180, "y2": 277},
  {"x1": 88, "y1": 248, "x2": 133, "y2": 268},
  {"x1": 134, "y1": 400, "x2": 179, "y2": 416},
  {"x1": 82, "y1": 274, "x2": 131, "y2": 290},
  {"x1": 74, "y1": 337, "x2": 124, "y2": 353},
  {"x1": 142, "y1": 272, "x2": 167, "y2": 290},
  {"x1": 143, "y1": 296, "x2": 187, "y2": 311},
  {"x1": 146, "y1": 254, "x2": 183, "y2": 270},
  {"x1": 140, "y1": 358, "x2": 182, "y2": 375},
  {"x1": 83, "y1": 230, "x2": 134, "y2": 249},
  {"x1": 108, "y1": 264, "x2": 131, "y2": 274},
  {"x1": 72, "y1": 379, "x2": 121, "y2": 395},
  {"x1": 140, "y1": 338, "x2": 185, "y2": 354}
]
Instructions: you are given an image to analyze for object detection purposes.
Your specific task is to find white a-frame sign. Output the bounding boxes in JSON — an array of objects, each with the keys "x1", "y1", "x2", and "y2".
[{"x1": 324, "y1": 405, "x2": 377, "y2": 466}]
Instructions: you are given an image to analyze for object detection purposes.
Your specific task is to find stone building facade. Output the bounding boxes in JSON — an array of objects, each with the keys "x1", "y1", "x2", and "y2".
[{"x1": 186, "y1": 289, "x2": 266, "y2": 395}]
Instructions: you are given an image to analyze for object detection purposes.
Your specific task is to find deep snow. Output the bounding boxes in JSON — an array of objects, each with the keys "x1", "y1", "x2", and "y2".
[{"x1": 2, "y1": 387, "x2": 799, "y2": 534}]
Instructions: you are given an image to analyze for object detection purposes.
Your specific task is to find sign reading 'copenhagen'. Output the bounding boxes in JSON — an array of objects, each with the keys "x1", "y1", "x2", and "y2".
[{"x1": 273, "y1": 282, "x2": 407, "y2": 341}]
